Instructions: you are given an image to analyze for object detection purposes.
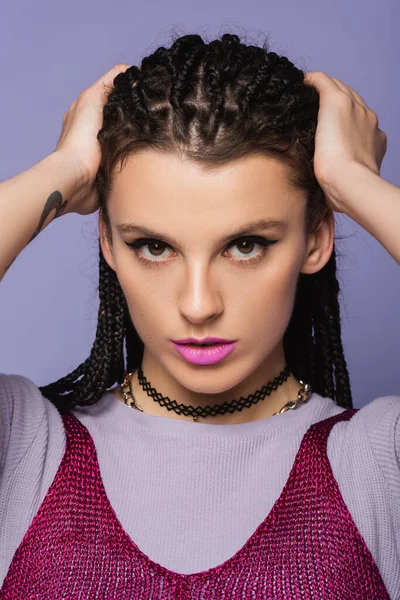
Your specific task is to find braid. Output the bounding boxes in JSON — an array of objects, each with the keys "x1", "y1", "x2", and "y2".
[
  {"x1": 125, "y1": 313, "x2": 144, "y2": 374},
  {"x1": 41, "y1": 30, "x2": 353, "y2": 411},
  {"x1": 168, "y1": 35, "x2": 206, "y2": 106},
  {"x1": 39, "y1": 247, "x2": 126, "y2": 413},
  {"x1": 323, "y1": 250, "x2": 352, "y2": 408},
  {"x1": 283, "y1": 248, "x2": 352, "y2": 408}
]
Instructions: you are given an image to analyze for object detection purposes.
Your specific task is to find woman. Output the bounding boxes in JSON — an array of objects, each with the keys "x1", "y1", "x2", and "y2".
[{"x1": 0, "y1": 33, "x2": 398, "y2": 598}]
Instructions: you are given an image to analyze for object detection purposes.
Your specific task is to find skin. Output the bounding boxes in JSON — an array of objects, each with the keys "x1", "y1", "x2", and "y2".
[{"x1": 99, "y1": 150, "x2": 335, "y2": 425}]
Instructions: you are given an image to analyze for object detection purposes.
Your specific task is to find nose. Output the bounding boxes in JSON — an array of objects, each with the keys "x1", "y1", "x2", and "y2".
[{"x1": 177, "y1": 263, "x2": 223, "y2": 324}]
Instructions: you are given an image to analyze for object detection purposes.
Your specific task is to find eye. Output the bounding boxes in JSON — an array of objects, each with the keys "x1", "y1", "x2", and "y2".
[
  {"x1": 125, "y1": 235, "x2": 278, "y2": 266},
  {"x1": 224, "y1": 236, "x2": 277, "y2": 263},
  {"x1": 125, "y1": 238, "x2": 173, "y2": 264}
]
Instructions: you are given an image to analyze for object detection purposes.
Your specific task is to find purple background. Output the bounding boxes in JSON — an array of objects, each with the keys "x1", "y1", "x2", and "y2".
[{"x1": 0, "y1": 0, "x2": 399, "y2": 407}]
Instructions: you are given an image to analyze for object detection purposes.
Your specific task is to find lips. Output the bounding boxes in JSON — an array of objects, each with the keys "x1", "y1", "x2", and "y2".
[
  {"x1": 172, "y1": 341, "x2": 237, "y2": 365},
  {"x1": 180, "y1": 342, "x2": 216, "y2": 346},
  {"x1": 172, "y1": 337, "x2": 235, "y2": 345}
]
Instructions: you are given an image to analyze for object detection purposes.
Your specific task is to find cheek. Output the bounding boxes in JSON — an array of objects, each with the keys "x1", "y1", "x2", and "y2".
[
  {"x1": 117, "y1": 270, "x2": 171, "y2": 344},
  {"x1": 238, "y1": 263, "x2": 300, "y2": 340}
]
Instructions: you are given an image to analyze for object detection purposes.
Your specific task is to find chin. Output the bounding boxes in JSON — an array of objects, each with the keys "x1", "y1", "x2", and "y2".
[{"x1": 172, "y1": 362, "x2": 251, "y2": 396}]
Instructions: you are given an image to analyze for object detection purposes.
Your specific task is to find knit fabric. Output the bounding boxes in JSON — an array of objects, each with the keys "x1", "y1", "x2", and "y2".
[{"x1": 0, "y1": 406, "x2": 391, "y2": 599}]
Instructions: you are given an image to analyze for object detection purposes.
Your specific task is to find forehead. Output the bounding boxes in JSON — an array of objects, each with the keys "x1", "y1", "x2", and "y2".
[{"x1": 108, "y1": 150, "x2": 306, "y2": 221}]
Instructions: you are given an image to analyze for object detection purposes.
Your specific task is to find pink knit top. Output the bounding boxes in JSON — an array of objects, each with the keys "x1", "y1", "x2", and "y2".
[{"x1": 0, "y1": 407, "x2": 390, "y2": 599}]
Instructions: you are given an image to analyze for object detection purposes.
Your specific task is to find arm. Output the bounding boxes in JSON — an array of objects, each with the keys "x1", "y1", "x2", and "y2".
[
  {"x1": 326, "y1": 162, "x2": 400, "y2": 265},
  {"x1": 0, "y1": 63, "x2": 130, "y2": 282},
  {"x1": 303, "y1": 72, "x2": 399, "y2": 262},
  {"x1": 0, "y1": 152, "x2": 85, "y2": 281}
]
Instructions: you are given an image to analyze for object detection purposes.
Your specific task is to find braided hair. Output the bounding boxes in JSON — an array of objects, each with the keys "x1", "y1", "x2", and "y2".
[{"x1": 40, "y1": 32, "x2": 352, "y2": 413}]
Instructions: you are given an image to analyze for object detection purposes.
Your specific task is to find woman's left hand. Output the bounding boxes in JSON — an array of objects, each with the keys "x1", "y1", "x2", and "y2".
[{"x1": 303, "y1": 71, "x2": 388, "y2": 213}]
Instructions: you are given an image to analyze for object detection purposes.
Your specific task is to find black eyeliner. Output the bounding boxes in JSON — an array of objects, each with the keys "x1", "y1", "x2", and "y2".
[{"x1": 125, "y1": 235, "x2": 278, "y2": 251}]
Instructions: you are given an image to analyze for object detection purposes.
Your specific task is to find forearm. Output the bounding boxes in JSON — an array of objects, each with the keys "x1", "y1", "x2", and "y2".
[
  {"x1": 0, "y1": 151, "x2": 83, "y2": 281},
  {"x1": 329, "y1": 163, "x2": 400, "y2": 265}
]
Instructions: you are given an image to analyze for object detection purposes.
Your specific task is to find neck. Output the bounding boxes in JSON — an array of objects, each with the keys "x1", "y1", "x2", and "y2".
[{"x1": 115, "y1": 345, "x2": 304, "y2": 425}]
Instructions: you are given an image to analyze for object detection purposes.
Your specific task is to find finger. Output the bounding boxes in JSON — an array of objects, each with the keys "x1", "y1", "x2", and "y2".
[
  {"x1": 304, "y1": 71, "x2": 351, "y2": 99},
  {"x1": 96, "y1": 63, "x2": 132, "y2": 90},
  {"x1": 330, "y1": 77, "x2": 372, "y2": 111},
  {"x1": 87, "y1": 64, "x2": 133, "y2": 107},
  {"x1": 80, "y1": 64, "x2": 131, "y2": 100},
  {"x1": 303, "y1": 71, "x2": 344, "y2": 101},
  {"x1": 304, "y1": 72, "x2": 372, "y2": 111}
]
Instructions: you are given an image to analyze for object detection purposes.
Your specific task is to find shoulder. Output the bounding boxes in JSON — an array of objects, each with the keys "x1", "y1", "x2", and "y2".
[
  {"x1": 0, "y1": 374, "x2": 67, "y2": 582},
  {"x1": 327, "y1": 393, "x2": 400, "y2": 458},
  {"x1": 355, "y1": 394, "x2": 400, "y2": 487},
  {"x1": 330, "y1": 393, "x2": 400, "y2": 456},
  {"x1": 324, "y1": 394, "x2": 400, "y2": 589},
  {"x1": 0, "y1": 372, "x2": 64, "y2": 478},
  {"x1": 327, "y1": 393, "x2": 400, "y2": 498}
]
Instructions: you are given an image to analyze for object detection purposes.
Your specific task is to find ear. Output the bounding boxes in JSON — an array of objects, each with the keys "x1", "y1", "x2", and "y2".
[
  {"x1": 300, "y1": 209, "x2": 335, "y2": 275},
  {"x1": 98, "y1": 211, "x2": 117, "y2": 272}
]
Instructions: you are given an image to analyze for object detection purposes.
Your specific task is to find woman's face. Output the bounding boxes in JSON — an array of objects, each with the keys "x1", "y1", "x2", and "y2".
[{"x1": 100, "y1": 150, "x2": 334, "y2": 416}]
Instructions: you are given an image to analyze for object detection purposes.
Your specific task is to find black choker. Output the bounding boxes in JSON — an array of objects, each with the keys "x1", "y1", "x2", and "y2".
[{"x1": 119, "y1": 364, "x2": 312, "y2": 422}]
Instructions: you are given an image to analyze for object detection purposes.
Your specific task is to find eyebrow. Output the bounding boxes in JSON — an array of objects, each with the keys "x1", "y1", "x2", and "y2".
[{"x1": 116, "y1": 218, "x2": 288, "y2": 247}]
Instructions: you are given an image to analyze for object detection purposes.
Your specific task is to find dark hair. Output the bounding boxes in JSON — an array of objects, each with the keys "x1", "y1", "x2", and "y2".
[{"x1": 40, "y1": 32, "x2": 352, "y2": 413}]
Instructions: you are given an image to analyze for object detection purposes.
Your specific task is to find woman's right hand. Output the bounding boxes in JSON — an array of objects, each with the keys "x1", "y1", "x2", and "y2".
[{"x1": 54, "y1": 63, "x2": 131, "y2": 215}]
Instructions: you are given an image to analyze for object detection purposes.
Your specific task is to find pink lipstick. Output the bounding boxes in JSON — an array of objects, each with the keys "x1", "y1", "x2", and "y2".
[{"x1": 171, "y1": 337, "x2": 237, "y2": 366}]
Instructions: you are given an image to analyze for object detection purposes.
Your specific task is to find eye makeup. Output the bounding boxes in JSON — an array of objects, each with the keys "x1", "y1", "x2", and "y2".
[{"x1": 124, "y1": 235, "x2": 279, "y2": 268}]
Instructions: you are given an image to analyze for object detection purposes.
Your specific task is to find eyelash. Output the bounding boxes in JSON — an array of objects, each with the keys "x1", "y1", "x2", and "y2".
[{"x1": 125, "y1": 236, "x2": 278, "y2": 267}]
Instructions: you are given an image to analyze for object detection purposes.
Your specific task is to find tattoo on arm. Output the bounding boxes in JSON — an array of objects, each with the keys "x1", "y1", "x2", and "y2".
[
  {"x1": 27, "y1": 190, "x2": 68, "y2": 244},
  {"x1": 4, "y1": 191, "x2": 68, "y2": 274}
]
